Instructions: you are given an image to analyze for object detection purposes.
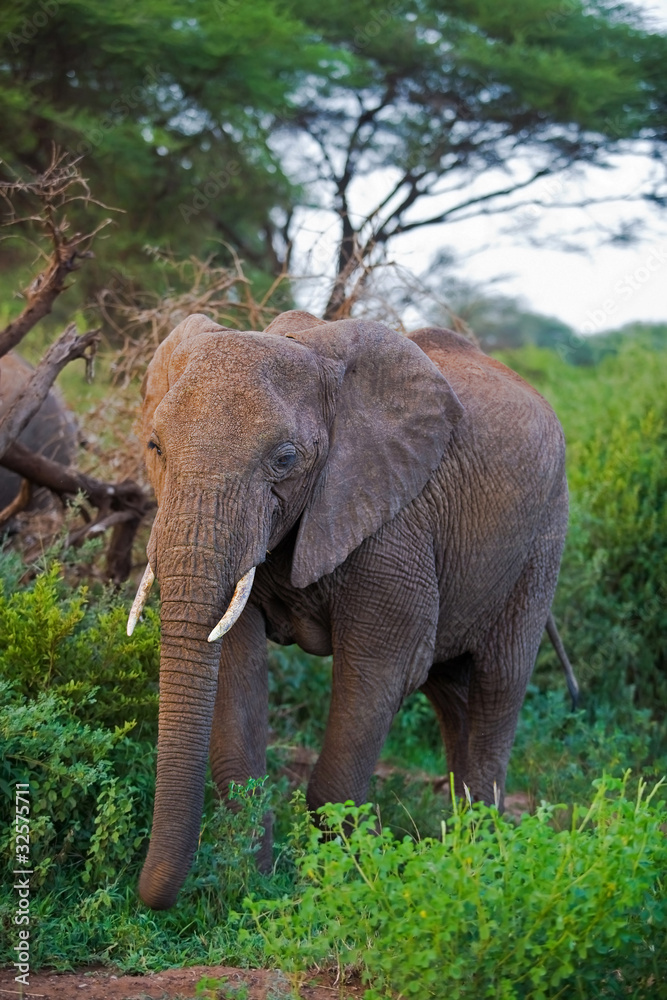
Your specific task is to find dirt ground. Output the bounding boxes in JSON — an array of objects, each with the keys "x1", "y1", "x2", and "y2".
[{"x1": 0, "y1": 963, "x2": 365, "y2": 999}]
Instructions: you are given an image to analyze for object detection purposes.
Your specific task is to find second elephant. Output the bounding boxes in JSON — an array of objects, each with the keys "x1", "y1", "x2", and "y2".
[{"x1": 0, "y1": 352, "x2": 78, "y2": 512}]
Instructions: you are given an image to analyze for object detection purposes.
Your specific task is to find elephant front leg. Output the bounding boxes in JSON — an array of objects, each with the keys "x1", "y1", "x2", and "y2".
[
  {"x1": 208, "y1": 603, "x2": 273, "y2": 869},
  {"x1": 307, "y1": 541, "x2": 439, "y2": 815}
]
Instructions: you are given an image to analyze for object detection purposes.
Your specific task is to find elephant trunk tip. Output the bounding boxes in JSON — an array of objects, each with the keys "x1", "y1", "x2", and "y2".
[{"x1": 138, "y1": 859, "x2": 184, "y2": 911}]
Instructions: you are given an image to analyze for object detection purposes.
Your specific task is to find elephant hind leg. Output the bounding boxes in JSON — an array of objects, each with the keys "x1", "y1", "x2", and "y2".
[
  {"x1": 421, "y1": 652, "x2": 473, "y2": 798},
  {"x1": 464, "y1": 580, "x2": 557, "y2": 810}
]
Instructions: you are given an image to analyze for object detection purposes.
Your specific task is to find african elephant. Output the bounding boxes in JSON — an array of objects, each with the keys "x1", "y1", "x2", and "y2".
[
  {"x1": 129, "y1": 309, "x2": 569, "y2": 910},
  {"x1": 0, "y1": 352, "x2": 78, "y2": 512}
]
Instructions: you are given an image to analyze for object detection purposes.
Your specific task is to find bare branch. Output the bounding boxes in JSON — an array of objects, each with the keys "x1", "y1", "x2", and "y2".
[
  {"x1": 103, "y1": 252, "x2": 286, "y2": 384},
  {"x1": 0, "y1": 243, "x2": 93, "y2": 359},
  {"x1": 338, "y1": 87, "x2": 397, "y2": 197},
  {"x1": 0, "y1": 441, "x2": 151, "y2": 582},
  {"x1": 0, "y1": 478, "x2": 31, "y2": 528},
  {"x1": 384, "y1": 168, "x2": 554, "y2": 238},
  {"x1": 0, "y1": 149, "x2": 115, "y2": 357}
]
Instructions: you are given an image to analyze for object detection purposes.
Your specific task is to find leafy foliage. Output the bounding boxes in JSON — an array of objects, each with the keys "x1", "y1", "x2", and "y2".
[
  {"x1": 0, "y1": 560, "x2": 160, "y2": 729},
  {"x1": 0, "y1": 681, "x2": 141, "y2": 880},
  {"x1": 0, "y1": 0, "x2": 325, "y2": 289},
  {"x1": 251, "y1": 777, "x2": 667, "y2": 999},
  {"x1": 1, "y1": 1, "x2": 665, "y2": 312},
  {"x1": 502, "y1": 332, "x2": 667, "y2": 711}
]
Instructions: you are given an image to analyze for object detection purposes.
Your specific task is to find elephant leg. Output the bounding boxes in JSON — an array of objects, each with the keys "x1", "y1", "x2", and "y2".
[
  {"x1": 307, "y1": 535, "x2": 439, "y2": 814},
  {"x1": 464, "y1": 562, "x2": 558, "y2": 809},
  {"x1": 208, "y1": 603, "x2": 272, "y2": 869},
  {"x1": 420, "y1": 652, "x2": 473, "y2": 795}
]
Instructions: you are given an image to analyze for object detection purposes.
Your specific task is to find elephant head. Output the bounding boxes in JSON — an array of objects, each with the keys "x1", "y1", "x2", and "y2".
[{"x1": 131, "y1": 310, "x2": 462, "y2": 908}]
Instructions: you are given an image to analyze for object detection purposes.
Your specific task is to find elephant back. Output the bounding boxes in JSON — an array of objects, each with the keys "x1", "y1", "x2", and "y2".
[{"x1": 0, "y1": 352, "x2": 78, "y2": 512}]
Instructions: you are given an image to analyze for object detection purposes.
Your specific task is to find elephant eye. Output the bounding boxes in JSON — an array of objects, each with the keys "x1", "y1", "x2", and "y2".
[
  {"x1": 148, "y1": 440, "x2": 162, "y2": 457},
  {"x1": 269, "y1": 445, "x2": 297, "y2": 477}
]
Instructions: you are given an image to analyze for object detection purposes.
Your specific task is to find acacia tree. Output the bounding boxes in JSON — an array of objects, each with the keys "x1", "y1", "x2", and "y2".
[
  {"x1": 0, "y1": 0, "x2": 326, "y2": 291},
  {"x1": 278, "y1": 0, "x2": 667, "y2": 317},
  {"x1": 1, "y1": 1, "x2": 665, "y2": 319}
]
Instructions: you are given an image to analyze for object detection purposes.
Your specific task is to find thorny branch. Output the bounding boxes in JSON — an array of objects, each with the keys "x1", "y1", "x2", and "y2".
[
  {"x1": 104, "y1": 250, "x2": 287, "y2": 384},
  {"x1": 0, "y1": 149, "x2": 115, "y2": 358}
]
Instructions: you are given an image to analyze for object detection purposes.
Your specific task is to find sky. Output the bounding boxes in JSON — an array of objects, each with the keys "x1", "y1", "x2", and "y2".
[{"x1": 293, "y1": 0, "x2": 667, "y2": 334}]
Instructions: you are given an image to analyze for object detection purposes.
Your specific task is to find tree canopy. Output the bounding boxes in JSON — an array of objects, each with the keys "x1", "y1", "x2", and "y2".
[
  {"x1": 1, "y1": 0, "x2": 666, "y2": 318},
  {"x1": 0, "y1": 0, "x2": 322, "y2": 291}
]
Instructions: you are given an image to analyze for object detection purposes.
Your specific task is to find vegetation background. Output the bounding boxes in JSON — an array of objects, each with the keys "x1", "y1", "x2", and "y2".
[{"x1": 1, "y1": 1, "x2": 666, "y2": 997}]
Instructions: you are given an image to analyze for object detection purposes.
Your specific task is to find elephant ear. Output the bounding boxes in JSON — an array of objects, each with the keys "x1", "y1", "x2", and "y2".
[
  {"x1": 289, "y1": 319, "x2": 464, "y2": 588},
  {"x1": 140, "y1": 313, "x2": 229, "y2": 444}
]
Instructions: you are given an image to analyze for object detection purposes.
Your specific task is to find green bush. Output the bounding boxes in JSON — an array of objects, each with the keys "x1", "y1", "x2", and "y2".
[
  {"x1": 0, "y1": 560, "x2": 160, "y2": 730},
  {"x1": 502, "y1": 340, "x2": 667, "y2": 713},
  {"x1": 267, "y1": 643, "x2": 331, "y2": 749},
  {"x1": 250, "y1": 776, "x2": 667, "y2": 999},
  {"x1": 511, "y1": 686, "x2": 667, "y2": 810},
  {"x1": 0, "y1": 682, "x2": 146, "y2": 879}
]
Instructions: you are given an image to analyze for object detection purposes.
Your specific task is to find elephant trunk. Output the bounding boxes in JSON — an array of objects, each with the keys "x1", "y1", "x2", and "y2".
[
  {"x1": 138, "y1": 612, "x2": 219, "y2": 909},
  {"x1": 138, "y1": 505, "x2": 261, "y2": 910}
]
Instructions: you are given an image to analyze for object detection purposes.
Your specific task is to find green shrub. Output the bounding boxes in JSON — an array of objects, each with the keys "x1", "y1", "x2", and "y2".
[
  {"x1": 0, "y1": 681, "x2": 153, "y2": 880},
  {"x1": 511, "y1": 686, "x2": 667, "y2": 810},
  {"x1": 0, "y1": 560, "x2": 160, "y2": 730},
  {"x1": 502, "y1": 340, "x2": 667, "y2": 715},
  {"x1": 267, "y1": 643, "x2": 331, "y2": 749},
  {"x1": 250, "y1": 775, "x2": 667, "y2": 999}
]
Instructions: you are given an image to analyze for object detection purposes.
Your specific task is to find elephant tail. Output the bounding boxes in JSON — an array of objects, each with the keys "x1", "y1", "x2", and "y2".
[{"x1": 546, "y1": 612, "x2": 579, "y2": 710}]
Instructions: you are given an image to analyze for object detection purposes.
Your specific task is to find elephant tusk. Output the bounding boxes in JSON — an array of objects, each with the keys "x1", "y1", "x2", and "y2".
[
  {"x1": 207, "y1": 566, "x2": 256, "y2": 642},
  {"x1": 126, "y1": 563, "x2": 155, "y2": 636}
]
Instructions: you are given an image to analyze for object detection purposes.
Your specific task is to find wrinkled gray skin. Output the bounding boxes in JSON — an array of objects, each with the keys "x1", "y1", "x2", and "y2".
[
  {"x1": 137, "y1": 310, "x2": 568, "y2": 910},
  {"x1": 0, "y1": 353, "x2": 78, "y2": 510}
]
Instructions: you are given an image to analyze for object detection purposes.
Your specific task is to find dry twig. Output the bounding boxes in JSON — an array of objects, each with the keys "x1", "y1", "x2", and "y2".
[
  {"x1": 102, "y1": 249, "x2": 289, "y2": 385},
  {"x1": 0, "y1": 149, "x2": 115, "y2": 358}
]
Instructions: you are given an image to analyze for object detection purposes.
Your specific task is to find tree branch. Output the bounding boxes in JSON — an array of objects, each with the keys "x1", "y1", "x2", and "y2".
[
  {"x1": 0, "y1": 478, "x2": 31, "y2": 528},
  {"x1": 0, "y1": 243, "x2": 94, "y2": 359},
  {"x1": 0, "y1": 441, "x2": 151, "y2": 583},
  {"x1": 0, "y1": 441, "x2": 146, "y2": 514},
  {"x1": 0, "y1": 149, "x2": 114, "y2": 358},
  {"x1": 383, "y1": 167, "x2": 554, "y2": 238}
]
